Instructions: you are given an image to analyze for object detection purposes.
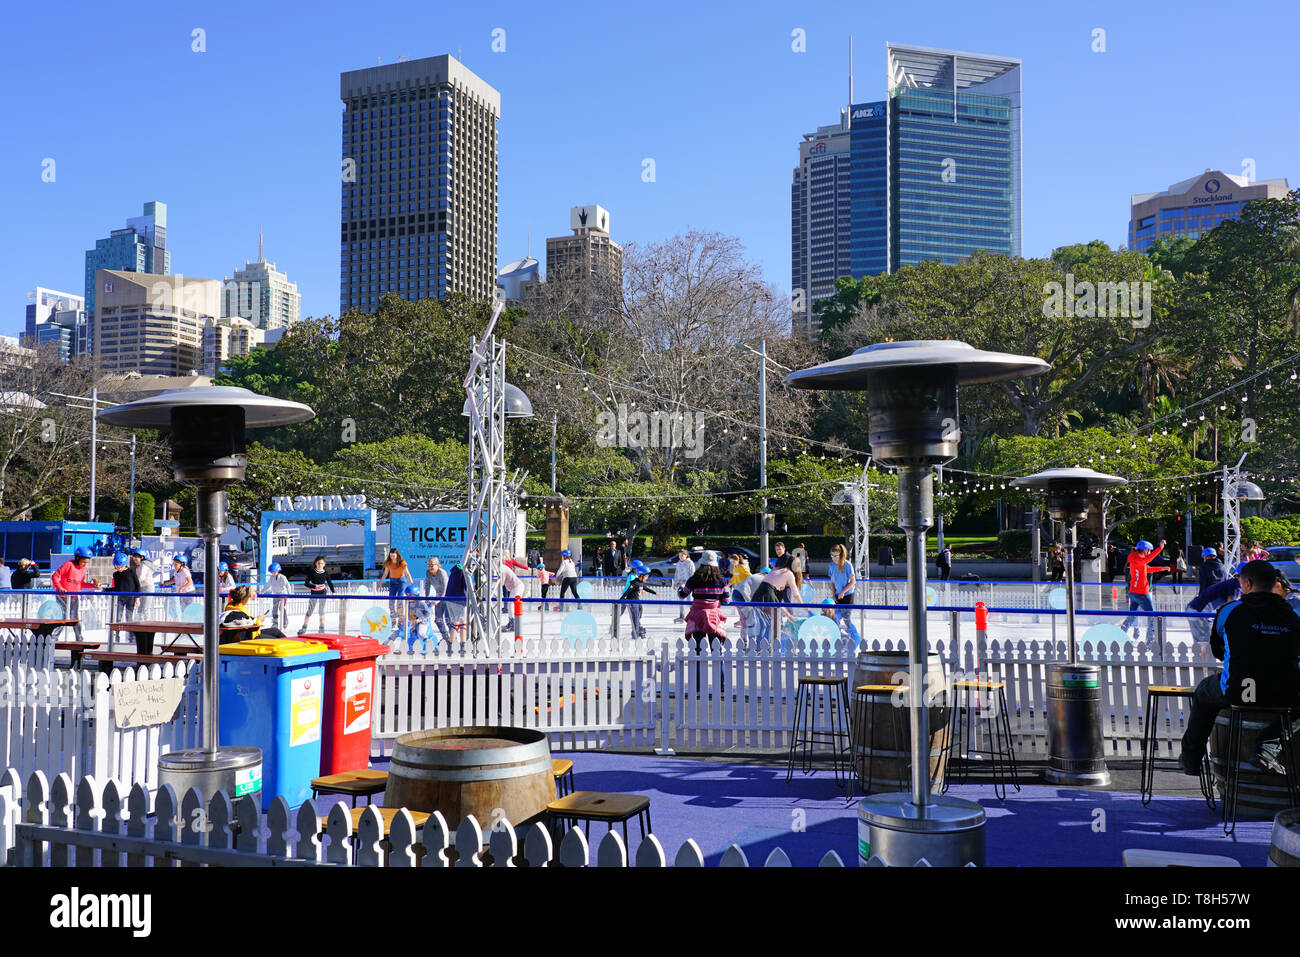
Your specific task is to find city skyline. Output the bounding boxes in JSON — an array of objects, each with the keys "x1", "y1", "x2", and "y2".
[{"x1": 5, "y1": 0, "x2": 1299, "y2": 339}]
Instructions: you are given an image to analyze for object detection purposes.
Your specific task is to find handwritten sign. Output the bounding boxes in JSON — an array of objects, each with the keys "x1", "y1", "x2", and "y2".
[{"x1": 112, "y1": 678, "x2": 185, "y2": 729}]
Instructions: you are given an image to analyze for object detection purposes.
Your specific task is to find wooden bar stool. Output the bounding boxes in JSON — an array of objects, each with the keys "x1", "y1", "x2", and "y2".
[
  {"x1": 850, "y1": 684, "x2": 907, "y2": 798},
  {"x1": 552, "y1": 758, "x2": 575, "y2": 797},
  {"x1": 1223, "y1": 703, "x2": 1300, "y2": 836},
  {"x1": 785, "y1": 675, "x2": 852, "y2": 788},
  {"x1": 547, "y1": 791, "x2": 651, "y2": 848},
  {"x1": 311, "y1": 769, "x2": 389, "y2": 807},
  {"x1": 942, "y1": 679, "x2": 1018, "y2": 800},
  {"x1": 1140, "y1": 686, "x2": 1213, "y2": 809}
]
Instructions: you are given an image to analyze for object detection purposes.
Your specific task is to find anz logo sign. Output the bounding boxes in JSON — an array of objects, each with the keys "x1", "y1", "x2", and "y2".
[{"x1": 851, "y1": 105, "x2": 883, "y2": 120}]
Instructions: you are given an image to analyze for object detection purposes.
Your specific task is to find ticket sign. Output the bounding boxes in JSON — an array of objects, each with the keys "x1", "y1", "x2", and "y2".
[
  {"x1": 290, "y1": 674, "x2": 323, "y2": 746},
  {"x1": 389, "y1": 511, "x2": 469, "y2": 570}
]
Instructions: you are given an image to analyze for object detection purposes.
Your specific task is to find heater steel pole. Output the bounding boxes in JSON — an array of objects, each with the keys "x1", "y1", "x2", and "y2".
[{"x1": 898, "y1": 466, "x2": 934, "y2": 810}]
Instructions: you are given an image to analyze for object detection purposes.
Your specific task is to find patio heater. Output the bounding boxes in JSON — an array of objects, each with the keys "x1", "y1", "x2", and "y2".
[
  {"x1": 787, "y1": 340, "x2": 1048, "y2": 866},
  {"x1": 98, "y1": 386, "x2": 314, "y2": 803},
  {"x1": 1010, "y1": 467, "x2": 1126, "y2": 787}
]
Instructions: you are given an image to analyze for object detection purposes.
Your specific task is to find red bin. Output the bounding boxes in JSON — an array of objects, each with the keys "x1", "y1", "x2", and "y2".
[{"x1": 303, "y1": 633, "x2": 390, "y2": 775}]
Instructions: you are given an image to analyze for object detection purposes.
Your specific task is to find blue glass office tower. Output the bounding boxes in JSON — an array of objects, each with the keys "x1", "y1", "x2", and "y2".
[
  {"x1": 84, "y1": 201, "x2": 170, "y2": 348},
  {"x1": 791, "y1": 44, "x2": 1021, "y2": 333},
  {"x1": 849, "y1": 102, "x2": 889, "y2": 279},
  {"x1": 887, "y1": 44, "x2": 1021, "y2": 269}
]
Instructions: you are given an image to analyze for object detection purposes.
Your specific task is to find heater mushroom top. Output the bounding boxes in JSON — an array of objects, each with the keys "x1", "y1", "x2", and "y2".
[{"x1": 783, "y1": 340, "x2": 1050, "y2": 392}]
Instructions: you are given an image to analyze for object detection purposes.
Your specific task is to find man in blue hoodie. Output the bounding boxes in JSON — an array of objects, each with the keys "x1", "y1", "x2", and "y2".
[{"x1": 1197, "y1": 546, "x2": 1229, "y2": 593}]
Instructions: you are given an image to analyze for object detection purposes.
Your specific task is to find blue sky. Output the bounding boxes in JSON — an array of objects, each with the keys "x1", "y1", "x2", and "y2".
[{"x1": 4, "y1": 0, "x2": 1298, "y2": 337}]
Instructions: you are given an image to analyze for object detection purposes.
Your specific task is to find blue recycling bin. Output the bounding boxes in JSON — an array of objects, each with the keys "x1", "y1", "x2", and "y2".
[{"x1": 219, "y1": 638, "x2": 339, "y2": 809}]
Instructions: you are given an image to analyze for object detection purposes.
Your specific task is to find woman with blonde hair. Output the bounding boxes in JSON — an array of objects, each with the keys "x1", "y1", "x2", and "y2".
[{"x1": 828, "y1": 543, "x2": 855, "y2": 622}]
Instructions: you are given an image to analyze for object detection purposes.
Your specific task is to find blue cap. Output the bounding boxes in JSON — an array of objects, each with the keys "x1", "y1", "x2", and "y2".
[
  {"x1": 130, "y1": 549, "x2": 145, "y2": 557},
  {"x1": 219, "y1": 562, "x2": 229, "y2": 571},
  {"x1": 173, "y1": 554, "x2": 188, "y2": 566},
  {"x1": 1202, "y1": 547, "x2": 1217, "y2": 558},
  {"x1": 74, "y1": 546, "x2": 92, "y2": 559},
  {"x1": 269, "y1": 562, "x2": 282, "y2": 573},
  {"x1": 1135, "y1": 540, "x2": 1154, "y2": 551},
  {"x1": 113, "y1": 552, "x2": 129, "y2": 565},
  {"x1": 404, "y1": 584, "x2": 422, "y2": 596},
  {"x1": 821, "y1": 598, "x2": 835, "y2": 606},
  {"x1": 561, "y1": 549, "x2": 571, "y2": 557}
]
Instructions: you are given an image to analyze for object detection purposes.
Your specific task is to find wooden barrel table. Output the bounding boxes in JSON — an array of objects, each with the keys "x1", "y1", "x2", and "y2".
[
  {"x1": 1270, "y1": 808, "x2": 1300, "y2": 866},
  {"x1": 385, "y1": 726, "x2": 556, "y2": 828},
  {"x1": 1210, "y1": 713, "x2": 1300, "y2": 821},
  {"x1": 849, "y1": 650, "x2": 949, "y2": 792}
]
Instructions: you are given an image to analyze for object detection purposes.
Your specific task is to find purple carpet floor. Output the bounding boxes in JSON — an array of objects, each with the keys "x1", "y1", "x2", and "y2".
[{"x1": 368, "y1": 752, "x2": 1272, "y2": 866}]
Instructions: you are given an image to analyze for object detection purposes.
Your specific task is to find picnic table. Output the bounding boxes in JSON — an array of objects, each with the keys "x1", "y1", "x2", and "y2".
[
  {"x1": 55, "y1": 641, "x2": 103, "y2": 668},
  {"x1": 83, "y1": 651, "x2": 202, "y2": 675},
  {"x1": 0, "y1": 618, "x2": 79, "y2": 639},
  {"x1": 109, "y1": 620, "x2": 203, "y2": 655}
]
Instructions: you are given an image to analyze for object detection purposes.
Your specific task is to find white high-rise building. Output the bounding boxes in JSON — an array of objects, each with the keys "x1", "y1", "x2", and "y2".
[
  {"x1": 204, "y1": 316, "x2": 266, "y2": 375},
  {"x1": 222, "y1": 236, "x2": 301, "y2": 330}
]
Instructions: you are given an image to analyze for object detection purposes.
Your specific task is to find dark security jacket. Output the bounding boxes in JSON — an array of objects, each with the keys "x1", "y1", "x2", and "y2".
[{"x1": 1212, "y1": 591, "x2": 1300, "y2": 704}]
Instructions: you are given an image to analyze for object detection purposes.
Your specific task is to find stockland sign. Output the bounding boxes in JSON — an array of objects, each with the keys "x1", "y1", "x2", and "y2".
[{"x1": 389, "y1": 511, "x2": 469, "y2": 568}]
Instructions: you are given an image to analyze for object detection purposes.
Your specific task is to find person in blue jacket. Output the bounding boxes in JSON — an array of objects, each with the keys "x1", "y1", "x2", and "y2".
[{"x1": 1179, "y1": 560, "x2": 1300, "y2": 774}]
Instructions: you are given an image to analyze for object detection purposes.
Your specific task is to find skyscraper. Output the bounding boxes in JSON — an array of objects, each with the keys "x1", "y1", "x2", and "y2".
[
  {"x1": 24, "y1": 287, "x2": 87, "y2": 362},
  {"x1": 887, "y1": 44, "x2": 1021, "y2": 270},
  {"x1": 791, "y1": 121, "x2": 854, "y2": 325},
  {"x1": 222, "y1": 235, "x2": 301, "y2": 330},
  {"x1": 93, "y1": 269, "x2": 216, "y2": 376},
  {"x1": 339, "y1": 54, "x2": 500, "y2": 315},
  {"x1": 84, "y1": 201, "x2": 170, "y2": 337},
  {"x1": 1129, "y1": 169, "x2": 1292, "y2": 252},
  {"x1": 546, "y1": 205, "x2": 623, "y2": 294},
  {"x1": 791, "y1": 43, "x2": 1021, "y2": 334}
]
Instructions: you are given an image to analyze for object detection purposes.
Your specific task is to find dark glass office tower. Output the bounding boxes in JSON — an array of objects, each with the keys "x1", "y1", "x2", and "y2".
[{"x1": 339, "y1": 55, "x2": 500, "y2": 315}]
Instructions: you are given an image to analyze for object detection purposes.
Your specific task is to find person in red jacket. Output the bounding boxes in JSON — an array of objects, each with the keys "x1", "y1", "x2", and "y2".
[
  {"x1": 1119, "y1": 539, "x2": 1165, "y2": 641},
  {"x1": 51, "y1": 546, "x2": 100, "y2": 640}
]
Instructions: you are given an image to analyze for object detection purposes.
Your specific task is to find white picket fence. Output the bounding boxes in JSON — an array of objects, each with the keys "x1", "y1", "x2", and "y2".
[
  {"x1": 1, "y1": 633, "x2": 55, "y2": 671},
  {"x1": 373, "y1": 638, "x2": 659, "y2": 754},
  {"x1": 2, "y1": 769, "x2": 919, "y2": 867},
  {"x1": 660, "y1": 635, "x2": 1218, "y2": 755},
  {"x1": 0, "y1": 662, "x2": 201, "y2": 794}
]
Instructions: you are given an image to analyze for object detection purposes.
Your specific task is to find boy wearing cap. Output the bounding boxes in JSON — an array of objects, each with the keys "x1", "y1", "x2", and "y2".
[
  {"x1": 1119, "y1": 539, "x2": 1164, "y2": 641},
  {"x1": 611, "y1": 562, "x2": 656, "y2": 639},
  {"x1": 108, "y1": 553, "x2": 140, "y2": 621},
  {"x1": 264, "y1": 562, "x2": 292, "y2": 630}
]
